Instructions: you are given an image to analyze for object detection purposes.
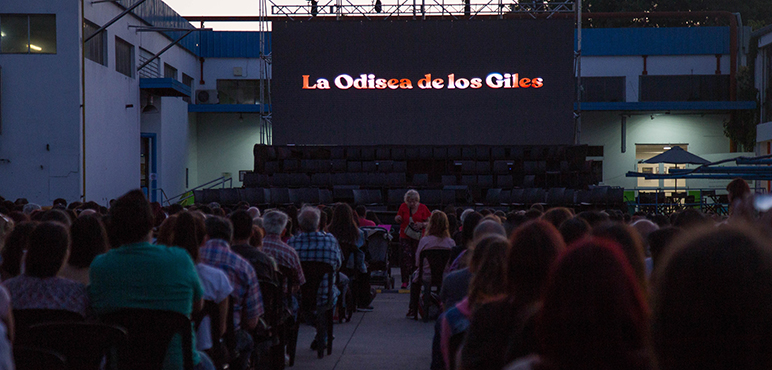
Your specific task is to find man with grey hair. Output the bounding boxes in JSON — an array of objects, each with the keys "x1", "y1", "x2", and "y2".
[
  {"x1": 288, "y1": 206, "x2": 343, "y2": 350},
  {"x1": 262, "y1": 210, "x2": 305, "y2": 294}
]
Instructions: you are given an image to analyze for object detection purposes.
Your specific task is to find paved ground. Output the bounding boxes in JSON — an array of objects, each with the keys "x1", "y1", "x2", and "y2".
[{"x1": 289, "y1": 272, "x2": 434, "y2": 370}]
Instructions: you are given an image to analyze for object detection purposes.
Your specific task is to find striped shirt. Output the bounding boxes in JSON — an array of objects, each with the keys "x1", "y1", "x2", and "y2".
[
  {"x1": 288, "y1": 231, "x2": 342, "y2": 307},
  {"x1": 200, "y1": 239, "x2": 264, "y2": 327},
  {"x1": 262, "y1": 234, "x2": 306, "y2": 291}
]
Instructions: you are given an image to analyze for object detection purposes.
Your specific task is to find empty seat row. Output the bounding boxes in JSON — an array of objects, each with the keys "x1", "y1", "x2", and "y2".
[
  {"x1": 193, "y1": 188, "x2": 334, "y2": 206},
  {"x1": 483, "y1": 187, "x2": 625, "y2": 207},
  {"x1": 256, "y1": 145, "x2": 588, "y2": 163}
]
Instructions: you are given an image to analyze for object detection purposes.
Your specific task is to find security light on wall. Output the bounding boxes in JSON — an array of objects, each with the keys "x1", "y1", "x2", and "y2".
[{"x1": 142, "y1": 95, "x2": 159, "y2": 113}]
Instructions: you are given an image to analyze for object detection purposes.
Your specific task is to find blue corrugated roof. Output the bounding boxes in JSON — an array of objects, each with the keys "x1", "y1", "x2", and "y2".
[
  {"x1": 197, "y1": 31, "x2": 271, "y2": 58},
  {"x1": 579, "y1": 27, "x2": 730, "y2": 56}
]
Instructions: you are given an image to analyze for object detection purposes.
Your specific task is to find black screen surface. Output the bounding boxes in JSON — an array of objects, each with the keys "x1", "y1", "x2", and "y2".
[{"x1": 272, "y1": 19, "x2": 575, "y2": 145}]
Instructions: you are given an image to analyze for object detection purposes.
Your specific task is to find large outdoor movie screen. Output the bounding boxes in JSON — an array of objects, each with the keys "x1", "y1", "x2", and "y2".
[{"x1": 272, "y1": 19, "x2": 575, "y2": 145}]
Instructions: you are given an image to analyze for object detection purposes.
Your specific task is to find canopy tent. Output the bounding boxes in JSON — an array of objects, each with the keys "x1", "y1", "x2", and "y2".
[{"x1": 642, "y1": 146, "x2": 710, "y2": 165}]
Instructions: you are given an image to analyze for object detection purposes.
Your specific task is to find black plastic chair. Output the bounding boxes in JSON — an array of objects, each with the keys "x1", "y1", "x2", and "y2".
[
  {"x1": 100, "y1": 308, "x2": 194, "y2": 370},
  {"x1": 26, "y1": 322, "x2": 127, "y2": 370},
  {"x1": 415, "y1": 249, "x2": 451, "y2": 322},
  {"x1": 13, "y1": 308, "x2": 84, "y2": 346},
  {"x1": 298, "y1": 261, "x2": 335, "y2": 359},
  {"x1": 192, "y1": 300, "x2": 229, "y2": 369},
  {"x1": 278, "y1": 265, "x2": 299, "y2": 367},
  {"x1": 14, "y1": 346, "x2": 66, "y2": 370}
]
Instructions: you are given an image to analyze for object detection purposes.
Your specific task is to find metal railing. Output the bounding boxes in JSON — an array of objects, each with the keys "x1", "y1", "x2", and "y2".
[{"x1": 165, "y1": 176, "x2": 234, "y2": 206}]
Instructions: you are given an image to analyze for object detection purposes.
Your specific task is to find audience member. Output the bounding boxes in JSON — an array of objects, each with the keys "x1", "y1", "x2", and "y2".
[
  {"x1": 436, "y1": 235, "x2": 509, "y2": 370},
  {"x1": 653, "y1": 224, "x2": 772, "y2": 370},
  {"x1": 230, "y1": 210, "x2": 278, "y2": 283},
  {"x1": 505, "y1": 238, "x2": 650, "y2": 370},
  {"x1": 356, "y1": 205, "x2": 376, "y2": 227},
  {"x1": 541, "y1": 207, "x2": 572, "y2": 229},
  {"x1": 5, "y1": 222, "x2": 90, "y2": 317},
  {"x1": 558, "y1": 217, "x2": 590, "y2": 247},
  {"x1": 592, "y1": 222, "x2": 648, "y2": 294},
  {"x1": 329, "y1": 203, "x2": 372, "y2": 310},
  {"x1": 172, "y1": 211, "x2": 233, "y2": 355},
  {"x1": 461, "y1": 220, "x2": 565, "y2": 370},
  {"x1": 40, "y1": 208, "x2": 72, "y2": 227},
  {"x1": 288, "y1": 206, "x2": 343, "y2": 350},
  {"x1": 155, "y1": 214, "x2": 177, "y2": 246},
  {"x1": 647, "y1": 226, "x2": 681, "y2": 273},
  {"x1": 447, "y1": 219, "x2": 506, "y2": 272},
  {"x1": 394, "y1": 189, "x2": 431, "y2": 289},
  {"x1": 200, "y1": 215, "x2": 263, "y2": 370},
  {"x1": 261, "y1": 210, "x2": 305, "y2": 299},
  {"x1": 448, "y1": 211, "x2": 482, "y2": 270},
  {"x1": 407, "y1": 211, "x2": 455, "y2": 317},
  {"x1": 248, "y1": 225, "x2": 264, "y2": 249},
  {"x1": 89, "y1": 190, "x2": 211, "y2": 370},
  {"x1": 0, "y1": 221, "x2": 36, "y2": 280},
  {"x1": 59, "y1": 214, "x2": 108, "y2": 285}
]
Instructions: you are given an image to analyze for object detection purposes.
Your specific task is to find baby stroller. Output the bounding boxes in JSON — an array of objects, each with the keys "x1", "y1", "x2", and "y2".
[{"x1": 361, "y1": 226, "x2": 394, "y2": 290}]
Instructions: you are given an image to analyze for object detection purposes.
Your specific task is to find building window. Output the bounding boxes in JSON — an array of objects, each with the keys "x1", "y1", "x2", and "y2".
[
  {"x1": 163, "y1": 63, "x2": 177, "y2": 80},
  {"x1": 115, "y1": 36, "x2": 134, "y2": 78},
  {"x1": 182, "y1": 73, "x2": 194, "y2": 103},
  {"x1": 582, "y1": 77, "x2": 625, "y2": 102},
  {"x1": 640, "y1": 75, "x2": 730, "y2": 102},
  {"x1": 217, "y1": 79, "x2": 270, "y2": 105},
  {"x1": 0, "y1": 14, "x2": 56, "y2": 54},
  {"x1": 84, "y1": 19, "x2": 106, "y2": 65}
]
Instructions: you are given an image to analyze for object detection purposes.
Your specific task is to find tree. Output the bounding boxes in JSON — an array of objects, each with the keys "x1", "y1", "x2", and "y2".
[{"x1": 580, "y1": 0, "x2": 772, "y2": 29}]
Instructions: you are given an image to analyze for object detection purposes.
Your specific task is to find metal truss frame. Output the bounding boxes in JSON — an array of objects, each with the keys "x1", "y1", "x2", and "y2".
[{"x1": 270, "y1": 0, "x2": 574, "y2": 20}]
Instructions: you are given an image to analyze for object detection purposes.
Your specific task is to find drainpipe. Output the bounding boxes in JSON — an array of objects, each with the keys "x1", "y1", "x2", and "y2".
[{"x1": 81, "y1": 0, "x2": 87, "y2": 201}]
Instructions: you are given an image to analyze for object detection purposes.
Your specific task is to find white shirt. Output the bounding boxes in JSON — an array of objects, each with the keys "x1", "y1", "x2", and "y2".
[{"x1": 195, "y1": 263, "x2": 234, "y2": 351}]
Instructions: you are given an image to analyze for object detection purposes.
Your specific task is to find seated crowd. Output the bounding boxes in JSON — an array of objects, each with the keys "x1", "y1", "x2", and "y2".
[
  {"x1": 413, "y1": 177, "x2": 772, "y2": 370},
  {"x1": 0, "y1": 192, "x2": 380, "y2": 370},
  {"x1": 1, "y1": 176, "x2": 772, "y2": 370}
]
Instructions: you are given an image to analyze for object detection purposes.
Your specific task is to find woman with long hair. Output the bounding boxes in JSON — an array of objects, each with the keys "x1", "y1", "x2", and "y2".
[
  {"x1": 653, "y1": 224, "x2": 772, "y2": 370},
  {"x1": 505, "y1": 238, "x2": 650, "y2": 370},
  {"x1": 460, "y1": 220, "x2": 565, "y2": 370},
  {"x1": 436, "y1": 235, "x2": 509, "y2": 370},
  {"x1": 328, "y1": 203, "x2": 371, "y2": 309},
  {"x1": 407, "y1": 210, "x2": 455, "y2": 317},
  {"x1": 171, "y1": 211, "x2": 233, "y2": 358}
]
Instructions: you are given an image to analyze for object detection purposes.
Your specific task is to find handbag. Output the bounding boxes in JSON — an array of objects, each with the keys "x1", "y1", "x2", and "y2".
[{"x1": 404, "y1": 209, "x2": 423, "y2": 240}]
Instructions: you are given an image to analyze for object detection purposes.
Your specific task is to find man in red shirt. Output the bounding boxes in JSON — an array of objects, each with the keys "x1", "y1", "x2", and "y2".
[{"x1": 356, "y1": 205, "x2": 376, "y2": 227}]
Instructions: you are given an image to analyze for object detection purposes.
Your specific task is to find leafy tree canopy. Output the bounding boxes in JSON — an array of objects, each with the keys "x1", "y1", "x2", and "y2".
[{"x1": 578, "y1": 0, "x2": 772, "y2": 29}]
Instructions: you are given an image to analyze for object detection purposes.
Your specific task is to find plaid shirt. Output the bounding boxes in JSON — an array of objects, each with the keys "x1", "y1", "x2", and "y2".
[
  {"x1": 201, "y1": 239, "x2": 264, "y2": 327},
  {"x1": 262, "y1": 234, "x2": 306, "y2": 292},
  {"x1": 288, "y1": 231, "x2": 342, "y2": 307}
]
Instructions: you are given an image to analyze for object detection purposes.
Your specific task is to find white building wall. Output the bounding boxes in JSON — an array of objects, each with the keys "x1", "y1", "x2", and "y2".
[
  {"x1": 581, "y1": 112, "x2": 731, "y2": 189},
  {"x1": 84, "y1": 1, "x2": 199, "y2": 204},
  {"x1": 196, "y1": 113, "x2": 265, "y2": 188},
  {"x1": 192, "y1": 57, "x2": 272, "y2": 189},
  {"x1": 0, "y1": 0, "x2": 82, "y2": 205}
]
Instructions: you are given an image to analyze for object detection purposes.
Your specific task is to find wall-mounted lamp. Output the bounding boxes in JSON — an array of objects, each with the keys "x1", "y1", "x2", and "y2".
[{"x1": 142, "y1": 95, "x2": 158, "y2": 113}]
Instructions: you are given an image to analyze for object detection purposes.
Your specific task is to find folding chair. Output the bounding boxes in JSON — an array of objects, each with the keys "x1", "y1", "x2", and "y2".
[{"x1": 100, "y1": 308, "x2": 194, "y2": 370}]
